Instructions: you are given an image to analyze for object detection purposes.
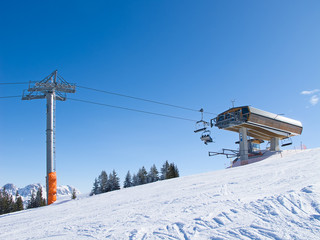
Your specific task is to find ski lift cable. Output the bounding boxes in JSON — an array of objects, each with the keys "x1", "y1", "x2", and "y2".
[
  {"x1": 0, "y1": 80, "x2": 218, "y2": 116},
  {"x1": 76, "y1": 85, "x2": 217, "y2": 115},
  {"x1": 0, "y1": 95, "x2": 21, "y2": 99},
  {"x1": 68, "y1": 97, "x2": 198, "y2": 122},
  {"x1": 0, "y1": 81, "x2": 36, "y2": 85},
  {"x1": 0, "y1": 95, "x2": 197, "y2": 122}
]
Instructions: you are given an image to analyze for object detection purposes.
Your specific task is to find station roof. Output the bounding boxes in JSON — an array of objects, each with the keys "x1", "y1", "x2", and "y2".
[{"x1": 214, "y1": 106, "x2": 303, "y2": 141}]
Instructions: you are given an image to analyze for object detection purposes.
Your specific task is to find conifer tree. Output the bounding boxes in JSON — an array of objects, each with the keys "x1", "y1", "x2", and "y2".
[
  {"x1": 167, "y1": 163, "x2": 179, "y2": 179},
  {"x1": 0, "y1": 189, "x2": 3, "y2": 215},
  {"x1": 15, "y1": 192, "x2": 24, "y2": 211},
  {"x1": 27, "y1": 187, "x2": 45, "y2": 209},
  {"x1": 138, "y1": 166, "x2": 148, "y2": 185},
  {"x1": 148, "y1": 164, "x2": 159, "y2": 183},
  {"x1": 0, "y1": 188, "x2": 5, "y2": 215},
  {"x1": 90, "y1": 169, "x2": 121, "y2": 195},
  {"x1": 27, "y1": 190, "x2": 36, "y2": 209},
  {"x1": 35, "y1": 187, "x2": 46, "y2": 207},
  {"x1": 99, "y1": 171, "x2": 108, "y2": 193},
  {"x1": 132, "y1": 174, "x2": 139, "y2": 186},
  {"x1": 0, "y1": 188, "x2": 23, "y2": 215},
  {"x1": 160, "y1": 161, "x2": 170, "y2": 180},
  {"x1": 0, "y1": 187, "x2": 14, "y2": 214},
  {"x1": 90, "y1": 178, "x2": 100, "y2": 196},
  {"x1": 71, "y1": 188, "x2": 77, "y2": 200},
  {"x1": 107, "y1": 173, "x2": 113, "y2": 192},
  {"x1": 175, "y1": 164, "x2": 180, "y2": 178},
  {"x1": 123, "y1": 171, "x2": 133, "y2": 188},
  {"x1": 110, "y1": 170, "x2": 120, "y2": 191},
  {"x1": 8, "y1": 193, "x2": 15, "y2": 212}
]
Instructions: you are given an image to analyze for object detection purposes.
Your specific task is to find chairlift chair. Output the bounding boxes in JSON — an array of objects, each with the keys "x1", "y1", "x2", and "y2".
[
  {"x1": 194, "y1": 120, "x2": 208, "y2": 133},
  {"x1": 194, "y1": 108, "x2": 209, "y2": 133},
  {"x1": 200, "y1": 130, "x2": 213, "y2": 145},
  {"x1": 281, "y1": 137, "x2": 292, "y2": 147}
]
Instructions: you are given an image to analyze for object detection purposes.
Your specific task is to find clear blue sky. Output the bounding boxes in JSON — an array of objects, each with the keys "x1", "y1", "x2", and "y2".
[{"x1": 1, "y1": 0, "x2": 319, "y2": 193}]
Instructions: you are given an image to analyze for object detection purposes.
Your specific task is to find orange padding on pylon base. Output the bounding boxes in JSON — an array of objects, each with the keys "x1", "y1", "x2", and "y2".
[{"x1": 48, "y1": 172, "x2": 57, "y2": 205}]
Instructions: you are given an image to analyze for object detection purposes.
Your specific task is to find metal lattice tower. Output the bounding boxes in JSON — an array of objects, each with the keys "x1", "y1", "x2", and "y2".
[{"x1": 22, "y1": 70, "x2": 76, "y2": 204}]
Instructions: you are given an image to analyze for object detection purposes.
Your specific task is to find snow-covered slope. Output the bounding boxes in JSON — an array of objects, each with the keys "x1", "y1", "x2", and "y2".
[
  {"x1": 2, "y1": 183, "x2": 80, "y2": 207},
  {"x1": 1, "y1": 149, "x2": 320, "y2": 239}
]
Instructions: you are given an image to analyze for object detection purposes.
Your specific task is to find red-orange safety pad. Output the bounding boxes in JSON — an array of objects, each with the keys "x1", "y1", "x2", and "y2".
[{"x1": 48, "y1": 172, "x2": 57, "y2": 205}]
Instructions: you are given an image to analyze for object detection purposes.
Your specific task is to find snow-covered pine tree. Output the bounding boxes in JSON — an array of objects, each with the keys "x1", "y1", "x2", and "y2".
[
  {"x1": 90, "y1": 178, "x2": 100, "y2": 196},
  {"x1": 110, "y1": 170, "x2": 120, "y2": 191},
  {"x1": 138, "y1": 167, "x2": 148, "y2": 185},
  {"x1": 132, "y1": 174, "x2": 139, "y2": 186},
  {"x1": 148, "y1": 164, "x2": 159, "y2": 183},
  {"x1": 123, "y1": 171, "x2": 133, "y2": 188},
  {"x1": 99, "y1": 171, "x2": 108, "y2": 193},
  {"x1": 160, "y1": 160, "x2": 170, "y2": 180}
]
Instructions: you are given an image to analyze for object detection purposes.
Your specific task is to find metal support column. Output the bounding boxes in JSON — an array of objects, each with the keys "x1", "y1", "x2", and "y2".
[
  {"x1": 239, "y1": 127, "x2": 248, "y2": 162},
  {"x1": 22, "y1": 70, "x2": 76, "y2": 205},
  {"x1": 270, "y1": 137, "x2": 280, "y2": 151},
  {"x1": 46, "y1": 91, "x2": 55, "y2": 202}
]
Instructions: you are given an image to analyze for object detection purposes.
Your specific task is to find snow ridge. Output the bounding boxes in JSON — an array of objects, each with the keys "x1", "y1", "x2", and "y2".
[{"x1": 0, "y1": 149, "x2": 319, "y2": 239}]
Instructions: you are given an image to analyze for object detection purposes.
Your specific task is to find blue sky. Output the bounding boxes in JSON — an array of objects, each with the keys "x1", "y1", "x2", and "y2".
[{"x1": 0, "y1": 0, "x2": 319, "y2": 193}]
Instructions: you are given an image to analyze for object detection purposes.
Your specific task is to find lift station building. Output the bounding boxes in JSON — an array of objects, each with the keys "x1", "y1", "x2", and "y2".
[{"x1": 211, "y1": 106, "x2": 303, "y2": 164}]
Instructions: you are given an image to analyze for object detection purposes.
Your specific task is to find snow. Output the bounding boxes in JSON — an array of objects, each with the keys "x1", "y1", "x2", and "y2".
[{"x1": 1, "y1": 148, "x2": 320, "y2": 239}]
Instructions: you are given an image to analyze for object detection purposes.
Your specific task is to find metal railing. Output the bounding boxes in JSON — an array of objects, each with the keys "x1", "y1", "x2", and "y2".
[{"x1": 214, "y1": 112, "x2": 250, "y2": 128}]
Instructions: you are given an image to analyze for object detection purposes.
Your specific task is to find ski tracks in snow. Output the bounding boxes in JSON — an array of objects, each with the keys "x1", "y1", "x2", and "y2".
[
  {"x1": 1, "y1": 148, "x2": 320, "y2": 239},
  {"x1": 127, "y1": 184, "x2": 320, "y2": 240}
]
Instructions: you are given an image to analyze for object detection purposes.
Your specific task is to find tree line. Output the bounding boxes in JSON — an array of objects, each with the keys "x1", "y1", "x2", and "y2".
[
  {"x1": 27, "y1": 187, "x2": 46, "y2": 209},
  {"x1": 0, "y1": 187, "x2": 46, "y2": 215},
  {"x1": 124, "y1": 160, "x2": 179, "y2": 188},
  {"x1": 0, "y1": 188, "x2": 24, "y2": 215},
  {"x1": 90, "y1": 170, "x2": 121, "y2": 195},
  {"x1": 90, "y1": 160, "x2": 179, "y2": 196},
  {"x1": 1, "y1": 161, "x2": 180, "y2": 214},
  {"x1": 0, "y1": 186, "x2": 78, "y2": 216}
]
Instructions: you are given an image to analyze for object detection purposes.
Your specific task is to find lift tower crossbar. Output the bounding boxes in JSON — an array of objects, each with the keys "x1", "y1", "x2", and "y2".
[{"x1": 22, "y1": 70, "x2": 76, "y2": 205}]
